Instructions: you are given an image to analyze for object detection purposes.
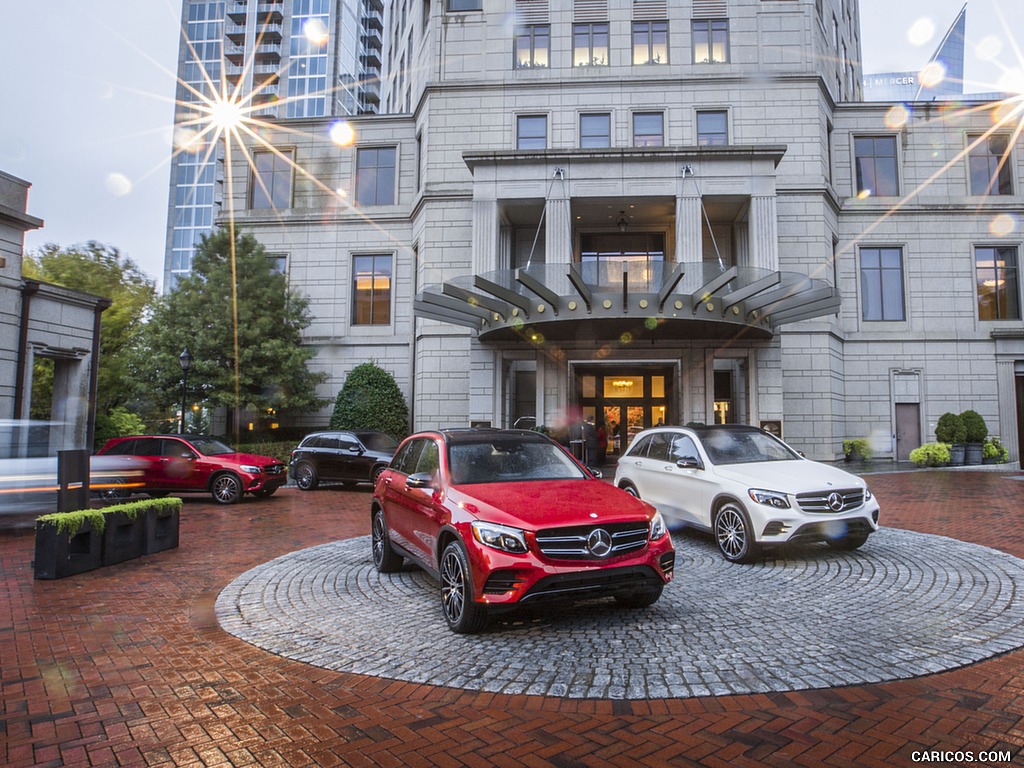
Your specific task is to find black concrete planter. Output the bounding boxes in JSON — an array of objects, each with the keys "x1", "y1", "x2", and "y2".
[
  {"x1": 102, "y1": 511, "x2": 145, "y2": 566},
  {"x1": 34, "y1": 514, "x2": 104, "y2": 580},
  {"x1": 949, "y1": 444, "x2": 966, "y2": 465},
  {"x1": 964, "y1": 443, "x2": 984, "y2": 466},
  {"x1": 143, "y1": 505, "x2": 180, "y2": 555}
]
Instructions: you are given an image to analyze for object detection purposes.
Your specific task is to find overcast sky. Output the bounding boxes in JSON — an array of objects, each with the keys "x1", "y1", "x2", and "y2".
[{"x1": 1, "y1": 0, "x2": 1021, "y2": 291}]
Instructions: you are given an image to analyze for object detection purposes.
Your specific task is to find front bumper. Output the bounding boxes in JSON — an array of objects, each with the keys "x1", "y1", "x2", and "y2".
[
  {"x1": 755, "y1": 500, "x2": 881, "y2": 544},
  {"x1": 469, "y1": 535, "x2": 675, "y2": 608}
]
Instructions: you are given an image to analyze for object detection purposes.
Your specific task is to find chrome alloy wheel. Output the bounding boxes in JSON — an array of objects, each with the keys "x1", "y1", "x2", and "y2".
[
  {"x1": 440, "y1": 548, "x2": 467, "y2": 625},
  {"x1": 715, "y1": 503, "x2": 757, "y2": 563}
]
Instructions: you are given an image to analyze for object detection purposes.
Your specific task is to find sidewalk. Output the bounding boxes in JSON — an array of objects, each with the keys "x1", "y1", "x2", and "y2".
[{"x1": 2, "y1": 470, "x2": 1023, "y2": 767}]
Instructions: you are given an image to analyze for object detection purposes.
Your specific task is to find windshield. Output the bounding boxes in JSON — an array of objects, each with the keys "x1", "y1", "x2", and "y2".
[
  {"x1": 699, "y1": 430, "x2": 801, "y2": 465},
  {"x1": 448, "y1": 439, "x2": 587, "y2": 484},
  {"x1": 187, "y1": 437, "x2": 236, "y2": 456},
  {"x1": 357, "y1": 432, "x2": 399, "y2": 453}
]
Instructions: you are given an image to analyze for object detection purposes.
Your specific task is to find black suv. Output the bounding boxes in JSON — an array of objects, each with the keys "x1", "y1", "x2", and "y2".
[{"x1": 289, "y1": 430, "x2": 398, "y2": 490}]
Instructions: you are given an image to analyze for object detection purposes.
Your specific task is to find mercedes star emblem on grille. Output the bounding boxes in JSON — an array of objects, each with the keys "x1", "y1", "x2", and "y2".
[
  {"x1": 827, "y1": 492, "x2": 845, "y2": 512},
  {"x1": 587, "y1": 528, "x2": 613, "y2": 557}
]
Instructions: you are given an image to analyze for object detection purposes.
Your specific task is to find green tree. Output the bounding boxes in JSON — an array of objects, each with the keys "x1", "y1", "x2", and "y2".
[
  {"x1": 23, "y1": 242, "x2": 157, "y2": 414},
  {"x1": 330, "y1": 362, "x2": 409, "y2": 440},
  {"x1": 138, "y1": 228, "x2": 327, "y2": 435}
]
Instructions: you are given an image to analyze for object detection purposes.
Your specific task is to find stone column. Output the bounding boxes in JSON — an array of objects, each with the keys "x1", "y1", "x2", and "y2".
[
  {"x1": 996, "y1": 358, "x2": 1019, "y2": 463},
  {"x1": 545, "y1": 194, "x2": 572, "y2": 264},
  {"x1": 472, "y1": 199, "x2": 498, "y2": 275},
  {"x1": 750, "y1": 195, "x2": 779, "y2": 271},
  {"x1": 675, "y1": 194, "x2": 702, "y2": 265}
]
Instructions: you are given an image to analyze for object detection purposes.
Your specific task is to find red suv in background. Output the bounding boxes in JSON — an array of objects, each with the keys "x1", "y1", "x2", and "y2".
[
  {"x1": 95, "y1": 435, "x2": 286, "y2": 504},
  {"x1": 372, "y1": 429, "x2": 675, "y2": 633}
]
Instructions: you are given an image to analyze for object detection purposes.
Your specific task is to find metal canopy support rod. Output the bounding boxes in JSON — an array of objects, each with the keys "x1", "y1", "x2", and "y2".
[
  {"x1": 720, "y1": 272, "x2": 782, "y2": 312},
  {"x1": 767, "y1": 292, "x2": 842, "y2": 325},
  {"x1": 758, "y1": 285, "x2": 836, "y2": 319},
  {"x1": 442, "y1": 283, "x2": 510, "y2": 318},
  {"x1": 516, "y1": 269, "x2": 561, "y2": 315},
  {"x1": 474, "y1": 275, "x2": 533, "y2": 317},
  {"x1": 690, "y1": 266, "x2": 739, "y2": 312},
  {"x1": 567, "y1": 264, "x2": 593, "y2": 310},
  {"x1": 413, "y1": 299, "x2": 485, "y2": 330},
  {"x1": 658, "y1": 263, "x2": 686, "y2": 310},
  {"x1": 419, "y1": 290, "x2": 493, "y2": 320},
  {"x1": 744, "y1": 276, "x2": 811, "y2": 315}
]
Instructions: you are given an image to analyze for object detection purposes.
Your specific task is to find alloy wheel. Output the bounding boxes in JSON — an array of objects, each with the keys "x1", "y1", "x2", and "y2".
[{"x1": 440, "y1": 549, "x2": 467, "y2": 626}]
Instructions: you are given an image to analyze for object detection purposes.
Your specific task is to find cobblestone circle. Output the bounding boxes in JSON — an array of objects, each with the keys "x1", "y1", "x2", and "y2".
[{"x1": 215, "y1": 528, "x2": 1024, "y2": 699}]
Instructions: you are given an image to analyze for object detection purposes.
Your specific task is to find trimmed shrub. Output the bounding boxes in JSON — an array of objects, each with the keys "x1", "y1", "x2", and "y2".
[
  {"x1": 934, "y1": 412, "x2": 966, "y2": 444},
  {"x1": 909, "y1": 443, "x2": 951, "y2": 467},
  {"x1": 959, "y1": 410, "x2": 988, "y2": 443},
  {"x1": 329, "y1": 363, "x2": 410, "y2": 441}
]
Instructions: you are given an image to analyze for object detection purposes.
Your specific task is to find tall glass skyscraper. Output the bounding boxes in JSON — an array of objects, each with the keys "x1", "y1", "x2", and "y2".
[{"x1": 163, "y1": 0, "x2": 382, "y2": 290}]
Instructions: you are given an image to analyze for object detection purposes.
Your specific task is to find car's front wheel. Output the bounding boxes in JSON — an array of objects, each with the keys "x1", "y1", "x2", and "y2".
[
  {"x1": 211, "y1": 473, "x2": 243, "y2": 504},
  {"x1": 714, "y1": 502, "x2": 760, "y2": 563},
  {"x1": 98, "y1": 479, "x2": 131, "y2": 501},
  {"x1": 371, "y1": 508, "x2": 403, "y2": 573},
  {"x1": 620, "y1": 482, "x2": 641, "y2": 498},
  {"x1": 440, "y1": 541, "x2": 487, "y2": 634},
  {"x1": 294, "y1": 461, "x2": 319, "y2": 491}
]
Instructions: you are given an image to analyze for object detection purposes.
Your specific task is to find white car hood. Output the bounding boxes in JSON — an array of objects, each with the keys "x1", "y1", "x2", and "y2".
[{"x1": 712, "y1": 460, "x2": 866, "y2": 493}]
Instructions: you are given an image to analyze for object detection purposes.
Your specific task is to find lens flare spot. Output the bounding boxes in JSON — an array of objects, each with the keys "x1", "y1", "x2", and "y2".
[
  {"x1": 303, "y1": 18, "x2": 329, "y2": 45},
  {"x1": 919, "y1": 61, "x2": 946, "y2": 88},
  {"x1": 907, "y1": 17, "x2": 935, "y2": 47},
  {"x1": 620, "y1": 332, "x2": 633, "y2": 345},
  {"x1": 857, "y1": 189, "x2": 872, "y2": 200},
  {"x1": 105, "y1": 173, "x2": 132, "y2": 196},
  {"x1": 989, "y1": 214, "x2": 1017, "y2": 237},
  {"x1": 998, "y1": 69, "x2": 1024, "y2": 96},
  {"x1": 173, "y1": 126, "x2": 203, "y2": 153},
  {"x1": 975, "y1": 35, "x2": 1003, "y2": 62},
  {"x1": 644, "y1": 317, "x2": 658, "y2": 330},
  {"x1": 329, "y1": 121, "x2": 356, "y2": 146},
  {"x1": 884, "y1": 104, "x2": 909, "y2": 129},
  {"x1": 209, "y1": 98, "x2": 245, "y2": 131}
]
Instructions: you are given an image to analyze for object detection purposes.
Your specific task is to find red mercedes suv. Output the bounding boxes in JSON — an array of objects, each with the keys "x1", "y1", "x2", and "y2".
[
  {"x1": 371, "y1": 429, "x2": 675, "y2": 633},
  {"x1": 95, "y1": 435, "x2": 286, "y2": 504}
]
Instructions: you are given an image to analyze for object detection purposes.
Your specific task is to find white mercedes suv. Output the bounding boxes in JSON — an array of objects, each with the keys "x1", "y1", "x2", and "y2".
[{"x1": 614, "y1": 425, "x2": 881, "y2": 563}]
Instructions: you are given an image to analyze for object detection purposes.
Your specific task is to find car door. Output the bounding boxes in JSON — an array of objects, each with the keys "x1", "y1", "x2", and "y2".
[
  {"x1": 664, "y1": 432, "x2": 711, "y2": 526},
  {"x1": 336, "y1": 434, "x2": 371, "y2": 481},
  {"x1": 629, "y1": 432, "x2": 689, "y2": 519},
  {"x1": 380, "y1": 438, "x2": 431, "y2": 563}
]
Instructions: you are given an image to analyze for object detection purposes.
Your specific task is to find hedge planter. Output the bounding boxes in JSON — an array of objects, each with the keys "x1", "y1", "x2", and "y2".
[
  {"x1": 34, "y1": 511, "x2": 105, "y2": 580},
  {"x1": 949, "y1": 444, "x2": 966, "y2": 466},
  {"x1": 102, "y1": 510, "x2": 145, "y2": 566},
  {"x1": 964, "y1": 443, "x2": 984, "y2": 466},
  {"x1": 144, "y1": 503, "x2": 180, "y2": 555},
  {"x1": 35, "y1": 498, "x2": 182, "y2": 580}
]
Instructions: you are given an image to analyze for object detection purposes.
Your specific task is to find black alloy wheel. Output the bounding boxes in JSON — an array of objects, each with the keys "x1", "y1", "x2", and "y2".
[
  {"x1": 294, "y1": 461, "x2": 319, "y2": 491},
  {"x1": 371, "y1": 508, "x2": 403, "y2": 572},
  {"x1": 439, "y1": 541, "x2": 487, "y2": 634}
]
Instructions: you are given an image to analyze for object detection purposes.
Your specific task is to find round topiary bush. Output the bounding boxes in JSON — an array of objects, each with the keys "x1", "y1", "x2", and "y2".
[
  {"x1": 959, "y1": 409, "x2": 988, "y2": 443},
  {"x1": 329, "y1": 363, "x2": 409, "y2": 441},
  {"x1": 934, "y1": 412, "x2": 966, "y2": 444}
]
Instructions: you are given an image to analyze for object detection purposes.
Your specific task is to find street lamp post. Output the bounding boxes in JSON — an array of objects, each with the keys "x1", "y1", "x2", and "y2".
[{"x1": 179, "y1": 348, "x2": 192, "y2": 434}]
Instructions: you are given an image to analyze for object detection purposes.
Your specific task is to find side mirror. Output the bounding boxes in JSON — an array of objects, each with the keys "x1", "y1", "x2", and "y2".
[
  {"x1": 587, "y1": 467, "x2": 603, "y2": 479},
  {"x1": 676, "y1": 456, "x2": 702, "y2": 470},
  {"x1": 406, "y1": 472, "x2": 436, "y2": 489}
]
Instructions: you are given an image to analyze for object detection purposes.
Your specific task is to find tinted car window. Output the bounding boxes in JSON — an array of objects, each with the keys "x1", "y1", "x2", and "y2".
[
  {"x1": 645, "y1": 433, "x2": 672, "y2": 462},
  {"x1": 337, "y1": 437, "x2": 359, "y2": 452},
  {"x1": 414, "y1": 440, "x2": 439, "y2": 475},
  {"x1": 391, "y1": 439, "x2": 426, "y2": 475},
  {"x1": 448, "y1": 438, "x2": 585, "y2": 484},
  {"x1": 132, "y1": 438, "x2": 164, "y2": 456},
  {"x1": 627, "y1": 435, "x2": 652, "y2": 458},
  {"x1": 669, "y1": 434, "x2": 699, "y2": 462},
  {"x1": 358, "y1": 432, "x2": 399, "y2": 452},
  {"x1": 187, "y1": 437, "x2": 235, "y2": 456}
]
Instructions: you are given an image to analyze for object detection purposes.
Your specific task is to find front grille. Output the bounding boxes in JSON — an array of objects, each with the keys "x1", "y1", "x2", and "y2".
[
  {"x1": 534, "y1": 522, "x2": 649, "y2": 561},
  {"x1": 265, "y1": 464, "x2": 286, "y2": 475},
  {"x1": 795, "y1": 488, "x2": 864, "y2": 514},
  {"x1": 521, "y1": 565, "x2": 662, "y2": 603}
]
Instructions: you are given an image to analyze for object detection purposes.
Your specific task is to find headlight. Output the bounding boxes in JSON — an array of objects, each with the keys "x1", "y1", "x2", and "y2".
[
  {"x1": 650, "y1": 512, "x2": 668, "y2": 540},
  {"x1": 864, "y1": 486, "x2": 873, "y2": 501},
  {"x1": 240, "y1": 465, "x2": 263, "y2": 474},
  {"x1": 471, "y1": 521, "x2": 528, "y2": 554},
  {"x1": 749, "y1": 489, "x2": 790, "y2": 509}
]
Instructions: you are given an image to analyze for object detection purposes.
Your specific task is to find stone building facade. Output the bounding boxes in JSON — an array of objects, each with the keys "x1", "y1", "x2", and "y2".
[{"x1": 225, "y1": 0, "x2": 1023, "y2": 463}]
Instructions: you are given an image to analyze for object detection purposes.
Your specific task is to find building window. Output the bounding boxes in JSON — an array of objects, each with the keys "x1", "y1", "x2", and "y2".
[
  {"x1": 692, "y1": 19, "x2": 728, "y2": 64},
  {"x1": 697, "y1": 110, "x2": 728, "y2": 145},
  {"x1": 580, "y1": 113, "x2": 611, "y2": 148},
  {"x1": 860, "y1": 247, "x2": 905, "y2": 321},
  {"x1": 854, "y1": 136, "x2": 899, "y2": 197},
  {"x1": 517, "y1": 115, "x2": 547, "y2": 149},
  {"x1": 633, "y1": 112, "x2": 664, "y2": 147},
  {"x1": 250, "y1": 150, "x2": 294, "y2": 209},
  {"x1": 514, "y1": 25, "x2": 550, "y2": 68},
  {"x1": 356, "y1": 147, "x2": 397, "y2": 206},
  {"x1": 976, "y1": 246, "x2": 1020, "y2": 320},
  {"x1": 633, "y1": 21, "x2": 668, "y2": 65},
  {"x1": 969, "y1": 135, "x2": 1013, "y2": 196},
  {"x1": 573, "y1": 23, "x2": 609, "y2": 66},
  {"x1": 352, "y1": 254, "x2": 393, "y2": 325},
  {"x1": 448, "y1": 0, "x2": 482, "y2": 10}
]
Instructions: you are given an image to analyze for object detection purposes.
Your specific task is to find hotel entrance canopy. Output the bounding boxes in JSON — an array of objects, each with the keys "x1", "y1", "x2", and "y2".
[{"x1": 415, "y1": 261, "x2": 840, "y2": 341}]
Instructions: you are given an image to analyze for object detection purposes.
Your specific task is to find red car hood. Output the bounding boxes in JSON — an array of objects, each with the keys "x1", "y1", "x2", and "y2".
[
  {"x1": 449, "y1": 479, "x2": 655, "y2": 530},
  {"x1": 213, "y1": 453, "x2": 282, "y2": 467}
]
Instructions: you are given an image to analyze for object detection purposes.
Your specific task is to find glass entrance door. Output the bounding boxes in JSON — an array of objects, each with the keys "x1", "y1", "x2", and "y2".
[{"x1": 577, "y1": 368, "x2": 672, "y2": 459}]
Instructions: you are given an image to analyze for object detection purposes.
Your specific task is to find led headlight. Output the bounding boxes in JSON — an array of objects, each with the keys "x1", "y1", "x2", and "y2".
[
  {"x1": 864, "y1": 486, "x2": 873, "y2": 501},
  {"x1": 240, "y1": 465, "x2": 263, "y2": 474},
  {"x1": 650, "y1": 512, "x2": 668, "y2": 540},
  {"x1": 471, "y1": 521, "x2": 528, "y2": 554},
  {"x1": 748, "y1": 488, "x2": 790, "y2": 509}
]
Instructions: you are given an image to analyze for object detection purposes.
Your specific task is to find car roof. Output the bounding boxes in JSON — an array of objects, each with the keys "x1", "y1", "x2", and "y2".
[{"x1": 420, "y1": 428, "x2": 551, "y2": 446}]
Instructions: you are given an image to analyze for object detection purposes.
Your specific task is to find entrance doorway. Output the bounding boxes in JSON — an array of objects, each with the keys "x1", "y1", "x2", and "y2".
[
  {"x1": 895, "y1": 403, "x2": 921, "y2": 461},
  {"x1": 575, "y1": 366, "x2": 673, "y2": 461}
]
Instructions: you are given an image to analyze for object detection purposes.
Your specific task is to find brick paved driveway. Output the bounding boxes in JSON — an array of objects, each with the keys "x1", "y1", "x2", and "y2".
[{"x1": 2, "y1": 470, "x2": 1023, "y2": 767}]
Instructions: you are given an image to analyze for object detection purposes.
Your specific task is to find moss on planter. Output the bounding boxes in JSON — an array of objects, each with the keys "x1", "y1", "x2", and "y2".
[{"x1": 37, "y1": 498, "x2": 183, "y2": 537}]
